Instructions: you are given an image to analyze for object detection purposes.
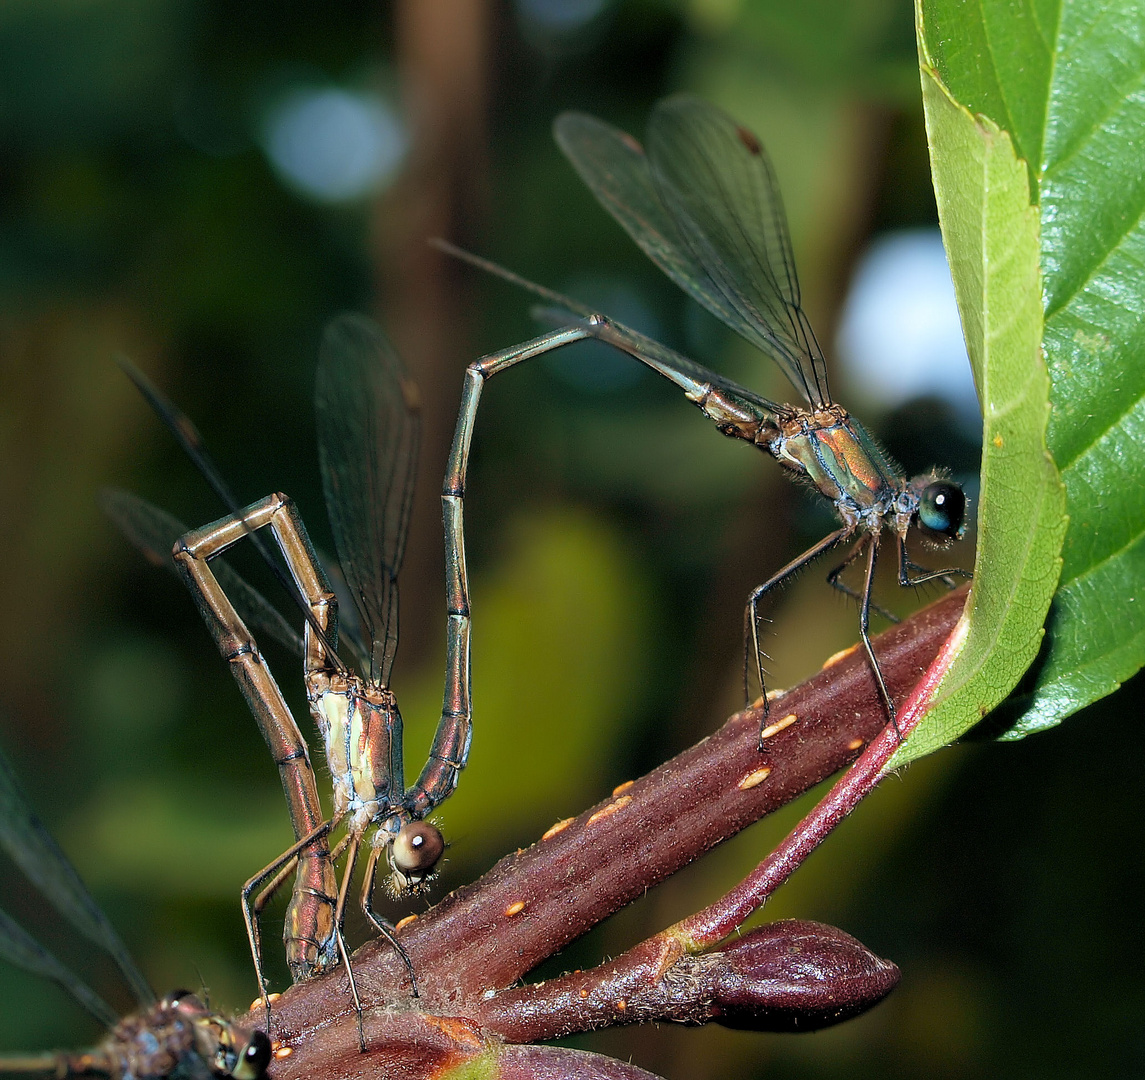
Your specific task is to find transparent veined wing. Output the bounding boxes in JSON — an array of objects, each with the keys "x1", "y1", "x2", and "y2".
[
  {"x1": 117, "y1": 359, "x2": 343, "y2": 669},
  {"x1": 0, "y1": 908, "x2": 118, "y2": 1028},
  {"x1": 316, "y1": 548, "x2": 370, "y2": 673},
  {"x1": 0, "y1": 744, "x2": 154, "y2": 1008},
  {"x1": 554, "y1": 97, "x2": 830, "y2": 409},
  {"x1": 554, "y1": 112, "x2": 748, "y2": 337},
  {"x1": 646, "y1": 95, "x2": 829, "y2": 408},
  {"x1": 100, "y1": 489, "x2": 306, "y2": 660},
  {"x1": 315, "y1": 314, "x2": 421, "y2": 687}
]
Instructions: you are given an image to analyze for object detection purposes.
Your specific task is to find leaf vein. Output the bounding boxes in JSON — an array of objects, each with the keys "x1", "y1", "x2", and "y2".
[
  {"x1": 1060, "y1": 517, "x2": 1145, "y2": 590},
  {"x1": 1057, "y1": 383, "x2": 1145, "y2": 472},
  {"x1": 1042, "y1": 73, "x2": 1145, "y2": 183},
  {"x1": 1043, "y1": 177, "x2": 1145, "y2": 320}
]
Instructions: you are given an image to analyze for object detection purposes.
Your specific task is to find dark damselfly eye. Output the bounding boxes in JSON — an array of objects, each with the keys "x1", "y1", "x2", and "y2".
[
  {"x1": 391, "y1": 822, "x2": 445, "y2": 878},
  {"x1": 232, "y1": 1030, "x2": 272, "y2": 1080},
  {"x1": 918, "y1": 481, "x2": 966, "y2": 540}
]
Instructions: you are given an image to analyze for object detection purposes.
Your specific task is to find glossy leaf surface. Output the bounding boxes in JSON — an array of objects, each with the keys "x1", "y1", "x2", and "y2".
[
  {"x1": 889, "y1": 19, "x2": 1067, "y2": 767},
  {"x1": 922, "y1": 0, "x2": 1145, "y2": 736}
]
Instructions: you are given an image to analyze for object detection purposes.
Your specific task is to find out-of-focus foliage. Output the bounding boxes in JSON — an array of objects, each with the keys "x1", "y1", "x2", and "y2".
[{"x1": 0, "y1": 2, "x2": 1137, "y2": 1079}]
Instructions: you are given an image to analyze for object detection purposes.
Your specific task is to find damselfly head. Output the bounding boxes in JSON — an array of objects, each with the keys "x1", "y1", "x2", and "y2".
[
  {"x1": 388, "y1": 821, "x2": 445, "y2": 894},
  {"x1": 230, "y1": 1032, "x2": 272, "y2": 1080},
  {"x1": 169, "y1": 992, "x2": 271, "y2": 1079},
  {"x1": 912, "y1": 478, "x2": 967, "y2": 543}
]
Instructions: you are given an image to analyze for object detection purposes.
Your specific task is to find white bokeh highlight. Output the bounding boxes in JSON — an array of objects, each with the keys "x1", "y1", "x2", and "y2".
[
  {"x1": 262, "y1": 87, "x2": 407, "y2": 203},
  {"x1": 836, "y1": 229, "x2": 979, "y2": 426}
]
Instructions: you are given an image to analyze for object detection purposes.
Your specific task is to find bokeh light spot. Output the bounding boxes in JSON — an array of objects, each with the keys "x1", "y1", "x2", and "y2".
[
  {"x1": 836, "y1": 229, "x2": 979, "y2": 428},
  {"x1": 515, "y1": 0, "x2": 609, "y2": 31},
  {"x1": 261, "y1": 86, "x2": 406, "y2": 203}
]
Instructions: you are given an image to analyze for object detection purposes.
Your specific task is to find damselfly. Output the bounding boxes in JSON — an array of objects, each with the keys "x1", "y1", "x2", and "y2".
[
  {"x1": 104, "y1": 315, "x2": 471, "y2": 1031},
  {"x1": 0, "y1": 743, "x2": 271, "y2": 1079},
  {"x1": 438, "y1": 94, "x2": 970, "y2": 733}
]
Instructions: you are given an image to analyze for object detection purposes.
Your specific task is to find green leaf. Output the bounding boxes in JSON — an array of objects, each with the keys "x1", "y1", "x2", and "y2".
[
  {"x1": 889, "y1": 50, "x2": 1066, "y2": 768},
  {"x1": 922, "y1": 0, "x2": 1145, "y2": 736},
  {"x1": 434, "y1": 1051, "x2": 500, "y2": 1080},
  {"x1": 918, "y1": 0, "x2": 1055, "y2": 179}
]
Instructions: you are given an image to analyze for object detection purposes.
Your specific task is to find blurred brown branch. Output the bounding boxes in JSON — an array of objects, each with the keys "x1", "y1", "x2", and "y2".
[{"x1": 376, "y1": 0, "x2": 492, "y2": 669}]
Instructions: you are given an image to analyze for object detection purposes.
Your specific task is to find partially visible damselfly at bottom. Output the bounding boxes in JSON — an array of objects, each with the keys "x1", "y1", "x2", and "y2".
[
  {"x1": 0, "y1": 741, "x2": 271, "y2": 1079},
  {"x1": 103, "y1": 315, "x2": 471, "y2": 1044},
  {"x1": 437, "y1": 94, "x2": 971, "y2": 740}
]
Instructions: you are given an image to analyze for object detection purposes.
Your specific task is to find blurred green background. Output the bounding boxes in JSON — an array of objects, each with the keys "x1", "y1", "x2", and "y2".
[{"x1": 0, "y1": 2, "x2": 1139, "y2": 1078}]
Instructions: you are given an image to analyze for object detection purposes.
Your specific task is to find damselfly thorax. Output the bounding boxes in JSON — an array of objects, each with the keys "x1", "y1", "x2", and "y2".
[
  {"x1": 17, "y1": 992, "x2": 272, "y2": 1080},
  {"x1": 746, "y1": 404, "x2": 942, "y2": 541},
  {"x1": 306, "y1": 670, "x2": 444, "y2": 892},
  {"x1": 312, "y1": 677, "x2": 406, "y2": 832}
]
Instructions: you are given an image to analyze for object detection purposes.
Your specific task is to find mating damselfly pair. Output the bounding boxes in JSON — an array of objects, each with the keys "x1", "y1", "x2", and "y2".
[
  {"x1": 111, "y1": 90, "x2": 968, "y2": 1013},
  {"x1": 1, "y1": 91, "x2": 970, "y2": 1072}
]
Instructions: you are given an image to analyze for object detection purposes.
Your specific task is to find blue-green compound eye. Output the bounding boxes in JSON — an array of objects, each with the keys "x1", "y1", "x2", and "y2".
[{"x1": 918, "y1": 481, "x2": 966, "y2": 539}]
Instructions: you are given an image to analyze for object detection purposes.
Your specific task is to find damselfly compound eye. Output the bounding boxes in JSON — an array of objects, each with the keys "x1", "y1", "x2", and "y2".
[
  {"x1": 918, "y1": 480, "x2": 966, "y2": 540},
  {"x1": 391, "y1": 821, "x2": 445, "y2": 878},
  {"x1": 232, "y1": 1031, "x2": 272, "y2": 1080}
]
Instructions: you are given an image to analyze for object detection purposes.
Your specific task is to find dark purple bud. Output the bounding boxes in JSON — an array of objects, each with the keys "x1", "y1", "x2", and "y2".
[{"x1": 698, "y1": 919, "x2": 900, "y2": 1031}]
